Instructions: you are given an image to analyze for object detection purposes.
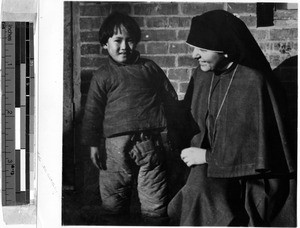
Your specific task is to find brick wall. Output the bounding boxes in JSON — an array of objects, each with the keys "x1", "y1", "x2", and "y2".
[
  {"x1": 78, "y1": 2, "x2": 298, "y2": 101},
  {"x1": 68, "y1": 1, "x2": 298, "y2": 189},
  {"x1": 63, "y1": 1, "x2": 297, "y2": 201}
]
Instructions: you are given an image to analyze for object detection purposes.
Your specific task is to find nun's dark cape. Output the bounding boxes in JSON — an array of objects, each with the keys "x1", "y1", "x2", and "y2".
[{"x1": 168, "y1": 10, "x2": 295, "y2": 226}]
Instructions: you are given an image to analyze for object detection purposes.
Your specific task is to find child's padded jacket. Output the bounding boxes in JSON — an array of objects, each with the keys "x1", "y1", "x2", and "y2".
[{"x1": 81, "y1": 53, "x2": 178, "y2": 146}]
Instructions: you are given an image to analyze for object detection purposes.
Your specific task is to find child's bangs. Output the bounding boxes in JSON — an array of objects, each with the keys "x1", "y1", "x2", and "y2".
[{"x1": 113, "y1": 24, "x2": 127, "y2": 35}]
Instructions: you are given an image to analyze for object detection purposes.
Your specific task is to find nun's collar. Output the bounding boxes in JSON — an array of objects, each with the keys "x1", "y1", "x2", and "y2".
[{"x1": 214, "y1": 62, "x2": 237, "y2": 76}]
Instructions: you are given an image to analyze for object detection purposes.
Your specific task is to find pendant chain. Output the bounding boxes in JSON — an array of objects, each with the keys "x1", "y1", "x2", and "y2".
[{"x1": 207, "y1": 65, "x2": 238, "y2": 127}]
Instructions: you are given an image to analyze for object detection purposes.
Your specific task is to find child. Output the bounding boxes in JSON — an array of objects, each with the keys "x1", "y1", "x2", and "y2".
[
  {"x1": 81, "y1": 12, "x2": 178, "y2": 225},
  {"x1": 167, "y1": 10, "x2": 295, "y2": 226}
]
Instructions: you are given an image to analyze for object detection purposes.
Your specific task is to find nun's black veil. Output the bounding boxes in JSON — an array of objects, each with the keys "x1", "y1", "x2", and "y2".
[{"x1": 186, "y1": 10, "x2": 272, "y2": 75}]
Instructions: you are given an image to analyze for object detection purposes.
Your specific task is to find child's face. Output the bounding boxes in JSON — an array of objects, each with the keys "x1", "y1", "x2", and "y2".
[
  {"x1": 104, "y1": 25, "x2": 136, "y2": 64},
  {"x1": 192, "y1": 47, "x2": 228, "y2": 72}
]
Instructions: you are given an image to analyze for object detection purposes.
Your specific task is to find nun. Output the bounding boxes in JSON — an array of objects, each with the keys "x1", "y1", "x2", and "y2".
[{"x1": 167, "y1": 10, "x2": 295, "y2": 226}]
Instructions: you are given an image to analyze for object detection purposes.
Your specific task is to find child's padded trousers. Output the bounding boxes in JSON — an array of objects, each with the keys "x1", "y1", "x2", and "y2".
[{"x1": 99, "y1": 132, "x2": 168, "y2": 217}]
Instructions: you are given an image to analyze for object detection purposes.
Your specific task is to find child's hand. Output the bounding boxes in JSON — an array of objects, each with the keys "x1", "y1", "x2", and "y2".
[
  {"x1": 90, "y1": 147, "x2": 100, "y2": 169},
  {"x1": 180, "y1": 147, "x2": 207, "y2": 167},
  {"x1": 90, "y1": 147, "x2": 106, "y2": 170}
]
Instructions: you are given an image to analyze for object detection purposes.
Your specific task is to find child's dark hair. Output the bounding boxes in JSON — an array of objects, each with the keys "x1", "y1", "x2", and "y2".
[{"x1": 99, "y1": 12, "x2": 141, "y2": 46}]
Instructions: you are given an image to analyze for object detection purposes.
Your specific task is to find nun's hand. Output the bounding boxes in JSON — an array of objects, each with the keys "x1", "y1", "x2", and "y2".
[{"x1": 181, "y1": 147, "x2": 207, "y2": 167}]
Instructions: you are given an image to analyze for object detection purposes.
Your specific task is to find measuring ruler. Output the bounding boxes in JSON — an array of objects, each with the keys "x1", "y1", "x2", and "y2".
[{"x1": 2, "y1": 22, "x2": 34, "y2": 206}]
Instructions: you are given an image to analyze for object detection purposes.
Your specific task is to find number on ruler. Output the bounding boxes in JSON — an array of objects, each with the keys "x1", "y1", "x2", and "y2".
[{"x1": 10, "y1": 164, "x2": 15, "y2": 176}]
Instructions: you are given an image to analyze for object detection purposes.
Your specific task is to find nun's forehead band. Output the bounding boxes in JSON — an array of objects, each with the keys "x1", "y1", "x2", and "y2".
[{"x1": 186, "y1": 42, "x2": 225, "y2": 54}]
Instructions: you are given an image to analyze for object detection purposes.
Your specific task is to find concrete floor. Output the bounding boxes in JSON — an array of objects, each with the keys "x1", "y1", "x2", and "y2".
[
  {"x1": 62, "y1": 191, "x2": 139, "y2": 225},
  {"x1": 62, "y1": 188, "x2": 167, "y2": 226}
]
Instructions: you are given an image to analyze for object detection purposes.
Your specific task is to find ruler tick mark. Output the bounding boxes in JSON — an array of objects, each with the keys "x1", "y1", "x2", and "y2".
[{"x1": 2, "y1": 21, "x2": 34, "y2": 206}]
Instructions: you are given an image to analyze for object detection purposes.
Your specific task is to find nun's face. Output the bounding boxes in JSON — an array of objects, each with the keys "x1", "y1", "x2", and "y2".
[{"x1": 192, "y1": 47, "x2": 228, "y2": 72}]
